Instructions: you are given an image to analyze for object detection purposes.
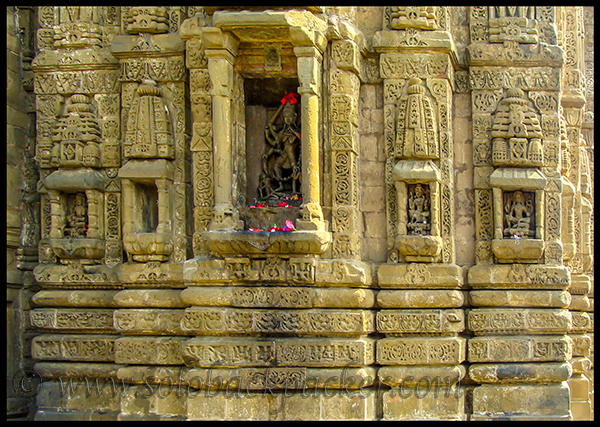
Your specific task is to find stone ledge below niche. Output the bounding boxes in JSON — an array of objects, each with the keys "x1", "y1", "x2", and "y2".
[
  {"x1": 395, "y1": 234, "x2": 442, "y2": 262},
  {"x1": 201, "y1": 229, "x2": 331, "y2": 257},
  {"x1": 50, "y1": 238, "x2": 105, "y2": 261},
  {"x1": 492, "y1": 238, "x2": 544, "y2": 263}
]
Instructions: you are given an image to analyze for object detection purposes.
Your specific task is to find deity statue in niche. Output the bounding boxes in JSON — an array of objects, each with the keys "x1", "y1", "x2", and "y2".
[
  {"x1": 258, "y1": 93, "x2": 302, "y2": 203},
  {"x1": 64, "y1": 192, "x2": 88, "y2": 238},
  {"x1": 503, "y1": 190, "x2": 535, "y2": 238},
  {"x1": 407, "y1": 184, "x2": 431, "y2": 235}
]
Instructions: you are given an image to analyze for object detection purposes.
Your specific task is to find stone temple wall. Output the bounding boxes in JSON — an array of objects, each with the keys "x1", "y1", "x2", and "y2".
[{"x1": 5, "y1": 6, "x2": 593, "y2": 421}]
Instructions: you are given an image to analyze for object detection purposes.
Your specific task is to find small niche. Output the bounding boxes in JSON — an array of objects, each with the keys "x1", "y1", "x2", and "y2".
[
  {"x1": 64, "y1": 192, "x2": 88, "y2": 238},
  {"x1": 244, "y1": 77, "x2": 301, "y2": 206},
  {"x1": 407, "y1": 183, "x2": 432, "y2": 236},
  {"x1": 503, "y1": 190, "x2": 535, "y2": 238},
  {"x1": 135, "y1": 182, "x2": 159, "y2": 233}
]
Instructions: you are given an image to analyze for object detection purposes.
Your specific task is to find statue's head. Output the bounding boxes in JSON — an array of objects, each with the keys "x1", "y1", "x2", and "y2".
[
  {"x1": 513, "y1": 191, "x2": 524, "y2": 203},
  {"x1": 282, "y1": 102, "x2": 297, "y2": 125}
]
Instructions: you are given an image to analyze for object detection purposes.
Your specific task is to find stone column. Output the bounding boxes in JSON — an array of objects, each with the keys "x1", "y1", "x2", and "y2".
[
  {"x1": 581, "y1": 7, "x2": 594, "y2": 420},
  {"x1": 202, "y1": 27, "x2": 242, "y2": 231},
  {"x1": 557, "y1": 6, "x2": 593, "y2": 421},
  {"x1": 328, "y1": 27, "x2": 363, "y2": 259},
  {"x1": 181, "y1": 12, "x2": 215, "y2": 255},
  {"x1": 373, "y1": 7, "x2": 467, "y2": 420},
  {"x1": 467, "y1": 6, "x2": 573, "y2": 421},
  {"x1": 290, "y1": 28, "x2": 327, "y2": 231}
]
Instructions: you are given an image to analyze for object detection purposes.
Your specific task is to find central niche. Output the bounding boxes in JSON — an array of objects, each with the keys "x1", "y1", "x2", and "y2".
[{"x1": 245, "y1": 77, "x2": 302, "y2": 207}]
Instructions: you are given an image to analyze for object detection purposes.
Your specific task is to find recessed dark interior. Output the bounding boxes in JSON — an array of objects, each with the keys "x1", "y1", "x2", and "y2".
[{"x1": 244, "y1": 77, "x2": 300, "y2": 205}]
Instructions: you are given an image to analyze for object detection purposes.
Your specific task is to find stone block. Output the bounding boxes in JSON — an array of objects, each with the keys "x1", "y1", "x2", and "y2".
[
  {"x1": 183, "y1": 366, "x2": 376, "y2": 391},
  {"x1": 467, "y1": 264, "x2": 570, "y2": 290},
  {"x1": 113, "y1": 289, "x2": 186, "y2": 308},
  {"x1": 469, "y1": 290, "x2": 571, "y2": 308},
  {"x1": 378, "y1": 365, "x2": 466, "y2": 387},
  {"x1": 180, "y1": 307, "x2": 375, "y2": 336},
  {"x1": 29, "y1": 308, "x2": 116, "y2": 333},
  {"x1": 468, "y1": 335, "x2": 572, "y2": 363},
  {"x1": 377, "y1": 290, "x2": 466, "y2": 308},
  {"x1": 182, "y1": 336, "x2": 375, "y2": 368},
  {"x1": 382, "y1": 386, "x2": 466, "y2": 420},
  {"x1": 468, "y1": 362, "x2": 572, "y2": 383},
  {"x1": 114, "y1": 336, "x2": 186, "y2": 365},
  {"x1": 32, "y1": 334, "x2": 119, "y2": 362},
  {"x1": 471, "y1": 383, "x2": 571, "y2": 420},
  {"x1": 32, "y1": 290, "x2": 121, "y2": 308},
  {"x1": 377, "y1": 336, "x2": 466, "y2": 365},
  {"x1": 186, "y1": 389, "x2": 377, "y2": 420},
  {"x1": 468, "y1": 308, "x2": 572, "y2": 335},
  {"x1": 180, "y1": 286, "x2": 375, "y2": 309},
  {"x1": 113, "y1": 309, "x2": 186, "y2": 335},
  {"x1": 377, "y1": 309, "x2": 464, "y2": 335},
  {"x1": 120, "y1": 385, "x2": 186, "y2": 418},
  {"x1": 567, "y1": 375, "x2": 590, "y2": 400},
  {"x1": 377, "y1": 263, "x2": 465, "y2": 289}
]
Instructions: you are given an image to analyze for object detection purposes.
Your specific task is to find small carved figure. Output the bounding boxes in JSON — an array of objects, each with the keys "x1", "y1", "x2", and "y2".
[
  {"x1": 65, "y1": 192, "x2": 87, "y2": 238},
  {"x1": 260, "y1": 93, "x2": 302, "y2": 202},
  {"x1": 407, "y1": 184, "x2": 431, "y2": 235},
  {"x1": 504, "y1": 190, "x2": 534, "y2": 238}
]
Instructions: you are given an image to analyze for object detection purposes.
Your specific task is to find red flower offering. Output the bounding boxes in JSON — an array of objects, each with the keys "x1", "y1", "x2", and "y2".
[{"x1": 281, "y1": 92, "x2": 299, "y2": 104}]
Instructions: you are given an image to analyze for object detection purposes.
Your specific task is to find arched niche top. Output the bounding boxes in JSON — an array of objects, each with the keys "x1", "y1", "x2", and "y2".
[
  {"x1": 45, "y1": 169, "x2": 106, "y2": 191},
  {"x1": 392, "y1": 160, "x2": 441, "y2": 183},
  {"x1": 489, "y1": 167, "x2": 547, "y2": 190}
]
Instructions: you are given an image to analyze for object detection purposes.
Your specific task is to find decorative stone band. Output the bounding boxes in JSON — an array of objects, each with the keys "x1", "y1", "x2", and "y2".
[
  {"x1": 468, "y1": 335, "x2": 572, "y2": 363},
  {"x1": 31, "y1": 334, "x2": 120, "y2": 362},
  {"x1": 33, "y1": 263, "x2": 120, "y2": 289},
  {"x1": 180, "y1": 307, "x2": 375, "y2": 336},
  {"x1": 376, "y1": 309, "x2": 464, "y2": 335},
  {"x1": 467, "y1": 264, "x2": 570, "y2": 290},
  {"x1": 180, "y1": 286, "x2": 375, "y2": 309},
  {"x1": 377, "y1": 263, "x2": 464, "y2": 289},
  {"x1": 30, "y1": 308, "x2": 116, "y2": 333},
  {"x1": 115, "y1": 336, "x2": 188, "y2": 365},
  {"x1": 114, "y1": 309, "x2": 187, "y2": 335},
  {"x1": 181, "y1": 336, "x2": 375, "y2": 368},
  {"x1": 183, "y1": 257, "x2": 371, "y2": 287},
  {"x1": 467, "y1": 308, "x2": 572, "y2": 335},
  {"x1": 376, "y1": 336, "x2": 466, "y2": 365},
  {"x1": 183, "y1": 366, "x2": 377, "y2": 391}
]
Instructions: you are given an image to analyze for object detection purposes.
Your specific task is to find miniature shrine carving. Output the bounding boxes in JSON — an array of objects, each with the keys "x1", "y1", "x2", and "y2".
[
  {"x1": 395, "y1": 77, "x2": 439, "y2": 159},
  {"x1": 491, "y1": 87, "x2": 544, "y2": 167}
]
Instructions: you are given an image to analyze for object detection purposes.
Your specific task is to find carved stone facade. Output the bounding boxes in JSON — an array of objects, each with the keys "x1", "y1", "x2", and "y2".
[{"x1": 6, "y1": 6, "x2": 593, "y2": 421}]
